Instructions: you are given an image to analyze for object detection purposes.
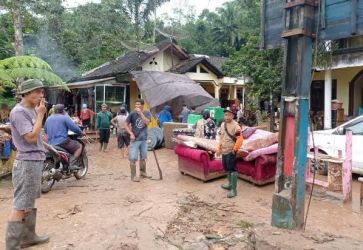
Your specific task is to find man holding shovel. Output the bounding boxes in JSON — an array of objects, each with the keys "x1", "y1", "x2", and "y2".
[{"x1": 125, "y1": 99, "x2": 151, "y2": 182}]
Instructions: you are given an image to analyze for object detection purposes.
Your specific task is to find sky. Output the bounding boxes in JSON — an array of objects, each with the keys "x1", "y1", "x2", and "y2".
[{"x1": 63, "y1": 0, "x2": 232, "y2": 16}]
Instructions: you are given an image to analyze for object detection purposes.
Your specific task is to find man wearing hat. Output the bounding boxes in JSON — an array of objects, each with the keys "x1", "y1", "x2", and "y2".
[
  {"x1": 44, "y1": 104, "x2": 84, "y2": 170},
  {"x1": 217, "y1": 108, "x2": 243, "y2": 198},
  {"x1": 6, "y1": 79, "x2": 49, "y2": 249}
]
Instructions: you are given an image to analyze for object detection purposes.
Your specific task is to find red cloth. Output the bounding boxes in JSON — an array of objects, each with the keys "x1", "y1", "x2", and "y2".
[{"x1": 80, "y1": 108, "x2": 95, "y2": 120}]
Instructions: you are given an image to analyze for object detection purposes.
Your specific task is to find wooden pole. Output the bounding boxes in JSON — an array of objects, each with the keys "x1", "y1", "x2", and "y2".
[{"x1": 271, "y1": 0, "x2": 315, "y2": 229}]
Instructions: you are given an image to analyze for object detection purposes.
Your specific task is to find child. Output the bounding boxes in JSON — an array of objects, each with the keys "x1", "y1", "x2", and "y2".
[{"x1": 217, "y1": 108, "x2": 243, "y2": 198}]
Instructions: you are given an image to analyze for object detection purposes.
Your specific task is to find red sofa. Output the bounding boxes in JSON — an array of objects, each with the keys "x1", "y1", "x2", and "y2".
[{"x1": 174, "y1": 144, "x2": 277, "y2": 185}]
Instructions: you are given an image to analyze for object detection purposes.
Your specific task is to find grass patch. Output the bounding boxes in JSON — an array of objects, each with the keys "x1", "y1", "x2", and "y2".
[{"x1": 238, "y1": 220, "x2": 252, "y2": 229}]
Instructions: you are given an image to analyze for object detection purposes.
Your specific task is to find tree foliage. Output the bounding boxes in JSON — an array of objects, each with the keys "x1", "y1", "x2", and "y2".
[
  {"x1": 0, "y1": 56, "x2": 66, "y2": 92},
  {"x1": 0, "y1": 0, "x2": 283, "y2": 101}
]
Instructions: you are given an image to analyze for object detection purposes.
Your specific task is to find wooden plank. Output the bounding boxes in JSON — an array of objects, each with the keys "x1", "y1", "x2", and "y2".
[
  {"x1": 342, "y1": 131, "x2": 352, "y2": 202},
  {"x1": 306, "y1": 177, "x2": 329, "y2": 187},
  {"x1": 284, "y1": 0, "x2": 317, "y2": 9},
  {"x1": 262, "y1": 0, "x2": 363, "y2": 49}
]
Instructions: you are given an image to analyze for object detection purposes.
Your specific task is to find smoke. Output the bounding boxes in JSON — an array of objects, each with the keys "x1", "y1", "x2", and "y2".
[{"x1": 25, "y1": 25, "x2": 77, "y2": 82}]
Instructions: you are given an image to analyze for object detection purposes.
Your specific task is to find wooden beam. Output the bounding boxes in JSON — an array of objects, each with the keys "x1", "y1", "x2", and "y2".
[
  {"x1": 284, "y1": 0, "x2": 317, "y2": 9},
  {"x1": 281, "y1": 28, "x2": 315, "y2": 38}
]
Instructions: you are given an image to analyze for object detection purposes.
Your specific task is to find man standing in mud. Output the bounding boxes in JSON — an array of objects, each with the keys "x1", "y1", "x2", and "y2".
[
  {"x1": 6, "y1": 79, "x2": 49, "y2": 249},
  {"x1": 217, "y1": 108, "x2": 243, "y2": 198},
  {"x1": 124, "y1": 99, "x2": 151, "y2": 182}
]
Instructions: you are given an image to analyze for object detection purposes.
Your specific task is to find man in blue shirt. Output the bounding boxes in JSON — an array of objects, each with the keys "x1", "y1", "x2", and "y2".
[
  {"x1": 157, "y1": 105, "x2": 172, "y2": 127},
  {"x1": 44, "y1": 104, "x2": 84, "y2": 170}
]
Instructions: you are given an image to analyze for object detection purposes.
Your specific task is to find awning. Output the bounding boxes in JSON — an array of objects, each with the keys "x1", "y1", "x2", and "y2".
[
  {"x1": 65, "y1": 77, "x2": 127, "y2": 89},
  {"x1": 131, "y1": 71, "x2": 220, "y2": 113}
]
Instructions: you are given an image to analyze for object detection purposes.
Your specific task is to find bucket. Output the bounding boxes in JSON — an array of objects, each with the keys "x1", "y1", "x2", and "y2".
[{"x1": 147, "y1": 127, "x2": 164, "y2": 150}]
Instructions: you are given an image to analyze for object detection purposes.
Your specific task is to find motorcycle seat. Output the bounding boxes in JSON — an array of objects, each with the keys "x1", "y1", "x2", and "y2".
[{"x1": 53, "y1": 145, "x2": 69, "y2": 154}]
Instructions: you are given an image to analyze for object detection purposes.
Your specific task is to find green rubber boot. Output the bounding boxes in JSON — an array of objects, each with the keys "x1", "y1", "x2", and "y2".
[
  {"x1": 227, "y1": 172, "x2": 237, "y2": 198},
  {"x1": 130, "y1": 162, "x2": 140, "y2": 182},
  {"x1": 221, "y1": 173, "x2": 231, "y2": 190},
  {"x1": 21, "y1": 208, "x2": 49, "y2": 248},
  {"x1": 139, "y1": 160, "x2": 152, "y2": 178}
]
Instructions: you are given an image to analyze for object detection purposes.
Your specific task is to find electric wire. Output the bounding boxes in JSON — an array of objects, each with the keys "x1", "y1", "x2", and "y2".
[{"x1": 304, "y1": 0, "x2": 322, "y2": 231}]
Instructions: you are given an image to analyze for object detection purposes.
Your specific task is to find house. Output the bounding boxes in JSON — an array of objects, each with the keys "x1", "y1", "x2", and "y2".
[
  {"x1": 64, "y1": 39, "x2": 247, "y2": 114},
  {"x1": 311, "y1": 36, "x2": 363, "y2": 129}
]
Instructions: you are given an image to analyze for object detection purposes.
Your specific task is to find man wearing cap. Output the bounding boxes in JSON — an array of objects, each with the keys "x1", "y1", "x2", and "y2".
[
  {"x1": 44, "y1": 104, "x2": 84, "y2": 170},
  {"x1": 6, "y1": 79, "x2": 49, "y2": 249},
  {"x1": 217, "y1": 108, "x2": 243, "y2": 198}
]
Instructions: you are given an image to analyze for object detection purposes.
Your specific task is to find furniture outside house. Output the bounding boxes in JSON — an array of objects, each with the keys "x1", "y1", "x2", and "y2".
[{"x1": 174, "y1": 144, "x2": 277, "y2": 185}]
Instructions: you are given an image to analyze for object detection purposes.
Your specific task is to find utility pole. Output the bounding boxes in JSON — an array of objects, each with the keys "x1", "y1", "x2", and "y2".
[
  {"x1": 270, "y1": 0, "x2": 316, "y2": 229},
  {"x1": 262, "y1": 0, "x2": 363, "y2": 229}
]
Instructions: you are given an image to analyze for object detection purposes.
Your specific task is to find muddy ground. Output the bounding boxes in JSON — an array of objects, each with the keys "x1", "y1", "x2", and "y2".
[{"x1": 1, "y1": 137, "x2": 363, "y2": 250}]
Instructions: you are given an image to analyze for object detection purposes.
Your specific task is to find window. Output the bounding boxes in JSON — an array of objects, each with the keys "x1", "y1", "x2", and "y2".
[
  {"x1": 95, "y1": 85, "x2": 126, "y2": 110},
  {"x1": 345, "y1": 119, "x2": 363, "y2": 135}
]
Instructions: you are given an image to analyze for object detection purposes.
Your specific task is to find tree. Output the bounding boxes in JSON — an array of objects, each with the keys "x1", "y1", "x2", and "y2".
[
  {"x1": 11, "y1": 0, "x2": 23, "y2": 56},
  {"x1": 211, "y1": 2, "x2": 243, "y2": 52},
  {"x1": 0, "y1": 55, "x2": 66, "y2": 92},
  {"x1": 223, "y1": 34, "x2": 283, "y2": 130},
  {"x1": 122, "y1": 0, "x2": 169, "y2": 47}
]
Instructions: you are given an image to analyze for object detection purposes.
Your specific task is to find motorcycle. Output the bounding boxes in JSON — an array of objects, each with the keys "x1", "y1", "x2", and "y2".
[{"x1": 41, "y1": 132, "x2": 88, "y2": 193}]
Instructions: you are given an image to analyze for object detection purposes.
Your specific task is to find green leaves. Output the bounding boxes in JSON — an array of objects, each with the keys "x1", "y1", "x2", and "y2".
[{"x1": 0, "y1": 56, "x2": 67, "y2": 92}]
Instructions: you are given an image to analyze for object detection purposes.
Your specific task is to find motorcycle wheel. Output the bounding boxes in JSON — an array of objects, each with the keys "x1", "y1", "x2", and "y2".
[
  {"x1": 74, "y1": 152, "x2": 88, "y2": 180},
  {"x1": 41, "y1": 159, "x2": 56, "y2": 193}
]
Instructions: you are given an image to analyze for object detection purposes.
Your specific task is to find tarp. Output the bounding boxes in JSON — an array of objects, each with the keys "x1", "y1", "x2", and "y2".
[{"x1": 131, "y1": 71, "x2": 220, "y2": 114}]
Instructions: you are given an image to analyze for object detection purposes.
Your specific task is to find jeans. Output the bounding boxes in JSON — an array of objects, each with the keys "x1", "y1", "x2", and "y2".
[{"x1": 128, "y1": 140, "x2": 148, "y2": 162}]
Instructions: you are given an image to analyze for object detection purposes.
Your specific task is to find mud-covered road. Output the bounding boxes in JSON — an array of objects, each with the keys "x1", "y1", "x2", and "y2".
[{"x1": 1, "y1": 138, "x2": 363, "y2": 249}]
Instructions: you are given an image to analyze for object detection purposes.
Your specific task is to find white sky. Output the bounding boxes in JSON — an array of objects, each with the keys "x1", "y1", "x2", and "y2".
[{"x1": 63, "y1": 0, "x2": 231, "y2": 16}]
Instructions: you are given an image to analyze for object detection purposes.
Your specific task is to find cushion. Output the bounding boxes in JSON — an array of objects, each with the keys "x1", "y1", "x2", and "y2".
[
  {"x1": 242, "y1": 126, "x2": 256, "y2": 139},
  {"x1": 242, "y1": 132, "x2": 278, "y2": 152},
  {"x1": 243, "y1": 143, "x2": 278, "y2": 161}
]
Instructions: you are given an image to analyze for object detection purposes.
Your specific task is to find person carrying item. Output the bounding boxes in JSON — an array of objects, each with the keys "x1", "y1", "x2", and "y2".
[
  {"x1": 111, "y1": 107, "x2": 130, "y2": 158},
  {"x1": 44, "y1": 104, "x2": 84, "y2": 171},
  {"x1": 79, "y1": 104, "x2": 95, "y2": 131},
  {"x1": 157, "y1": 105, "x2": 172, "y2": 127},
  {"x1": 217, "y1": 108, "x2": 243, "y2": 198},
  {"x1": 96, "y1": 103, "x2": 112, "y2": 152},
  {"x1": 6, "y1": 79, "x2": 49, "y2": 249},
  {"x1": 195, "y1": 110, "x2": 216, "y2": 140},
  {"x1": 124, "y1": 99, "x2": 151, "y2": 182}
]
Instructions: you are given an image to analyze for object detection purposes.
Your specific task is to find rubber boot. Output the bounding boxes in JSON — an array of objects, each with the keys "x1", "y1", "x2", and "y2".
[
  {"x1": 103, "y1": 143, "x2": 108, "y2": 152},
  {"x1": 139, "y1": 160, "x2": 151, "y2": 178},
  {"x1": 221, "y1": 173, "x2": 231, "y2": 190},
  {"x1": 130, "y1": 162, "x2": 139, "y2": 182},
  {"x1": 6, "y1": 221, "x2": 24, "y2": 250},
  {"x1": 21, "y1": 208, "x2": 49, "y2": 248},
  {"x1": 227, "y1": 172, "x2": 237, "y2": 198},
  {"x1": 99, "y1": 143, "x2": 103, "y2": 152}
]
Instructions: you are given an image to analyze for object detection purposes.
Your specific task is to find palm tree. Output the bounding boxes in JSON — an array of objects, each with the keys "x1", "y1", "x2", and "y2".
[
  {"x1": 122, "y1": 0, "x2": 170, "y2": 46},
  {"x1": 211, "y1": 2, "x2": 242, "y2": 50}
]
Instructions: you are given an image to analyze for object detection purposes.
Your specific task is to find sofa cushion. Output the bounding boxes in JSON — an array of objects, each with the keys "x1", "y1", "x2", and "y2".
[
  {"x1": 242, "y1": 126, "x2": 256, "y2": 139},
  {"x1": 242, "y1": 132, "x2": 278, "y2": 152},
  {"x1": 243, "y1": 143, "x2": 278, "y2": 161}
]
